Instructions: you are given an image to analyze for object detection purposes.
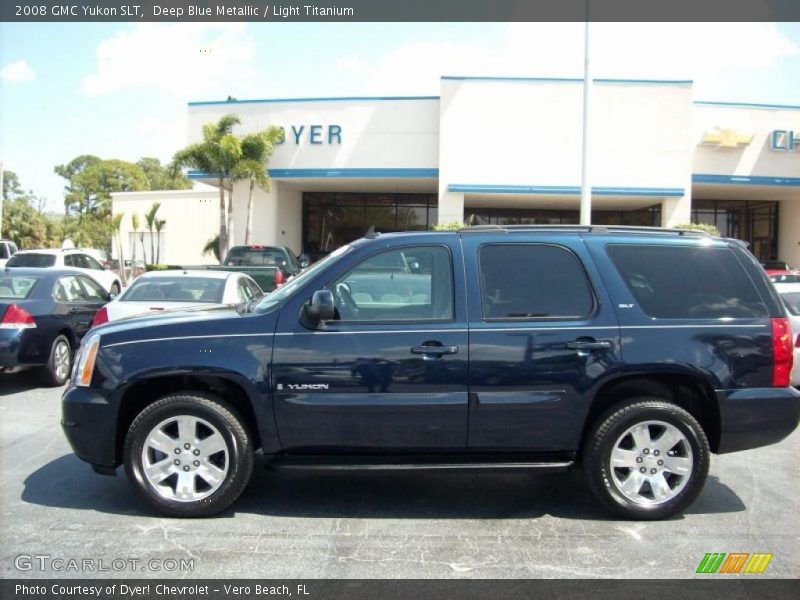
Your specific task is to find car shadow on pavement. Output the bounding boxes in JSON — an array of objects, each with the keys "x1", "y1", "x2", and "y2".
[
  {"x1": 22, "y1": 454, "x2": 746, "y2": 521},
  {"x1": 0, "y1": 371, "x2": 49, "y2": 396}
]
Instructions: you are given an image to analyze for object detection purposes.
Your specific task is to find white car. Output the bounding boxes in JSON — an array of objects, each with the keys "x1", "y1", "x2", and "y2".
[
  {"x1": 92, "y1": 270, "x2": 264, "y2": 324},
  {"x1": 6, "y1": 248, "x2": 122, "y2": 295},
  {"x1": 0, "y1": 240, "x2": 18, "y2": 267},
  {"x1": 775, "y1": 282, "x2": 800, "y2": 386}
]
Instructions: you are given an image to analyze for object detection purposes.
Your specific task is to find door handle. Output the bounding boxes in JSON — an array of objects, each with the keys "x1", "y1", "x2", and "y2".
[
  {"x1": 565, "y1": 339, "x2": 612, "y2": 351},
  {"x1": 411, "y1": 344, "x2": 459, "y2": 356}
]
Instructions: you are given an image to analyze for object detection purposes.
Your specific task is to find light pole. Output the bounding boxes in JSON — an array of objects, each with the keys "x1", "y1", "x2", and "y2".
[
  {"x1": 0, "y1": 162, "x2": 4, "y2": 235},
  {"x1": 579, "y1": 5, "x2": 592, "y2": 225}
]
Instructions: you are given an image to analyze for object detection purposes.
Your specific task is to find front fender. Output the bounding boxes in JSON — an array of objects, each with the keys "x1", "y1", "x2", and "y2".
[{"x1": 97, "y1": 332, "x2": 279, "y2": 460}]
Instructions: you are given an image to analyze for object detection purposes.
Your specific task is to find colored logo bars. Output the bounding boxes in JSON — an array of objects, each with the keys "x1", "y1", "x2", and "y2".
[{"x1": 696, "y1": 553, "x2": 773, "y2": 574}]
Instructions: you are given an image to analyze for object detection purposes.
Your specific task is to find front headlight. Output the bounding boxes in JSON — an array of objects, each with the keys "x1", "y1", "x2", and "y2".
[{"x1": 73, "y1": 334, "x2": 100, "y2": 387}]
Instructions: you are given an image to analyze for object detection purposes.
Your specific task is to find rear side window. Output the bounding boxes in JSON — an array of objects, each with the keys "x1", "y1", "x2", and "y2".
[
  {"x1": 478, "y1": 244, "x2": 594, "y2": 320},
  {"x1": 0, "y1": 275, "x2": 41, "y2": 299},
  {"x1": 7, "y1": 253, "x2": 56, "y2": 267},
  {"x1": 607, "y1": 245, "x2": 767, "y2": 319}
]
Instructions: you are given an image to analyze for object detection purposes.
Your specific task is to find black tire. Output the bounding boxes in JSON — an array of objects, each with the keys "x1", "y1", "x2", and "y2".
[
  {"x1": 110, "y1": 282, "x2": 121, "y2": 296},
  {"x1": 36, "y1": 335, "x2": 72, "y2": 387},
  {"x1": 123, "y1": 393, "x2": 254, "y2": 517},
  {"x1": 583, "y1": 397, "x2": 710, "y2": 520}
]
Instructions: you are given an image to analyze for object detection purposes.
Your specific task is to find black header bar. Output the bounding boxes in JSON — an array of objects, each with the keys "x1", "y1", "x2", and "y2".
[{"x1": 2, "y1": 0, "x2": 800, "y2": 23}]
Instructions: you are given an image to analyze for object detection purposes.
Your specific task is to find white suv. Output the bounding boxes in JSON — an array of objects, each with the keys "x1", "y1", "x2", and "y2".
[
  {"x1": 6, "y1": 248, "x2": 122, "y2": 294},
  {"x1": 0, "y1": 240, "x2": 18, "y2": 267}
]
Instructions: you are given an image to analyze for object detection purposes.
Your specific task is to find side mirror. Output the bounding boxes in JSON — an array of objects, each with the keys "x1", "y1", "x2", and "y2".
[
  {"x1": 301, "y1": 290, "x2": 335, "y2": 327},
  {"x1": 298, "y1": 254, "x2": 310, "y2": 269}
]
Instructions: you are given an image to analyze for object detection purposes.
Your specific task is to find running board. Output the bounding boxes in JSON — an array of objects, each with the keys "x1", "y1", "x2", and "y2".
[{"x1": 266, "y1": 457, "x2": 574, "y2": 472}]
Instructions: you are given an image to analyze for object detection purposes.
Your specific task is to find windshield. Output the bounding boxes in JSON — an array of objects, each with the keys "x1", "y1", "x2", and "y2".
[
  {"x1": 0, "y1": 275, "x2": 42, "y2": 299},
  {"x1": 770, "y1": 273, "x2": 800, "y2": 284},
  {"x1": 781, "y1": 292, "x2": 800, "y2": 316},
  {"x1": 254, "y1": 244, "x2": 353, "y2": 313},
  {"x1": 121, "y1": 276, "x2": 226, "y2": 303},
  {"x1": 7, "y1": 253, "x2": 56, "y2": 267},
  {"x1": 225, "y1": 247, "x2": 287, "y2": 266}
]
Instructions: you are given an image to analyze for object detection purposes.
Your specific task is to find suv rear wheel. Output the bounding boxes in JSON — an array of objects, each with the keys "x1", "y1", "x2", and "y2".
[
  {"x1": 123, "y1": 393, "x2": 254, "y2": 517},
  {"x1": 583, "y1": 397, "x2": 710, "y2": 520}
]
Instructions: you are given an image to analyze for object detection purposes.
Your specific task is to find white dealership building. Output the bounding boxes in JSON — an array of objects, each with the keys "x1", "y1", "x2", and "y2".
[{"x1": 112, "y1": 76, "x2": 800, "y2": 266}]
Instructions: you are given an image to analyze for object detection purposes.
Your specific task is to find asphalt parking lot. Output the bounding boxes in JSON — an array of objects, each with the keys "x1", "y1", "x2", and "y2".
[{"x1": 1, "y1": 372, "x2": 798, "y2": 579}]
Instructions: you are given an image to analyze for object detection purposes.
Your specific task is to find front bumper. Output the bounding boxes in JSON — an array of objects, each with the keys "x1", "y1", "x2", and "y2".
[
  {"x1": 61, "y1": 384, "x2": 119, "y2": 469},
  {"x1": 716, "y1": 386, "x2": 800, "y2": 453}
]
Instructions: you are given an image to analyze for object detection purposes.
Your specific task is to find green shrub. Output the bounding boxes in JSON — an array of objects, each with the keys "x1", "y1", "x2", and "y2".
[
  {"x1": 673, "y1": 222, "x2": 720, "y2": 236},
  {"x1": 433, "y1": 221, "x2": 466, "y2": 231}
]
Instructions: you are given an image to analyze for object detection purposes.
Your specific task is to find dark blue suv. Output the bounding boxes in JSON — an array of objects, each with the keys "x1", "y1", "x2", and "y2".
[{"x1": 62, "y1": 226, "x2": 800, "y2": 519}]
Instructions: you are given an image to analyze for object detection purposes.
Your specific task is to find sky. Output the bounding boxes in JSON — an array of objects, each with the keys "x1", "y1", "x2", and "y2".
[{"x1": 1, "y1": 21, "x2": 799, "y2": 211}]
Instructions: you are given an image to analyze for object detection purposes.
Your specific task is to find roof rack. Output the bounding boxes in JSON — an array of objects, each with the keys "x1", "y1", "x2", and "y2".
[{"x1": 457, "y1": 224, "x2": 712, "y2": 236}]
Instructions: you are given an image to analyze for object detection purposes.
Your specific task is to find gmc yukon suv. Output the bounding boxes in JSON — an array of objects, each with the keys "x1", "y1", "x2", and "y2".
[{"x1": 62, "y1": 226, "x2": 800, "y2": 519}]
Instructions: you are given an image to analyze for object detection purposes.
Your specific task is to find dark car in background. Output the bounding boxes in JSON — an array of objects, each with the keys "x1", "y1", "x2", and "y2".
[
  {"x1": 1, "y1": 268, "x2": 110, "y2": 386},
  {"x1": 208, "y1": 245, "x2": 303, "y2": 292}
]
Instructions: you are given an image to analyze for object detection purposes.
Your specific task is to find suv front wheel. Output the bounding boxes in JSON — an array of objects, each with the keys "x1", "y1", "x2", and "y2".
[
  {"x1": 583, "y1": 398, "x2": 710, "y2": 520},
  {"x1": 123, "y1": 393, "x2": 254, "y2": 517}
]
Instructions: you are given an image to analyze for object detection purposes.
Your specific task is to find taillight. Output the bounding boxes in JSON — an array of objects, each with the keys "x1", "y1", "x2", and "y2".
[
  {"x1": 91, "y1": 306, "x2": 109, "y2": 328},
  {"x1": 274, "y1": 270, "x2": 285, "y2": 287},
  {"x1": 0, "y1": 304, "x2": 36, "y2": 329},
  {"x1": 771, "y1": 317, "x2": 793, "y2": 387}
]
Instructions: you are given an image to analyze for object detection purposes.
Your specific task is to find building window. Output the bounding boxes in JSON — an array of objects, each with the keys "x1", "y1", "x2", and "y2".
[
  {"x1": 465, "y1": 205, "x2": 662, "y2": 227},
  {"x1": 691, "y1": 199, "x2": 779, "y2": 262},
  {"x1": 303, "y1": 192, "x2": 437, "y2": 258}
]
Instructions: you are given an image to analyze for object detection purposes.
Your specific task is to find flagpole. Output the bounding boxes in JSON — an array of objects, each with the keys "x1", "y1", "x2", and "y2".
[{"x1": 579, "y1": 3, "x2": 592, "y2": 225}]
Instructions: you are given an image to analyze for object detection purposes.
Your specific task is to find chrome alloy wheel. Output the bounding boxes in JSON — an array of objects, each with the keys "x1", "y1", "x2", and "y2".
[
  {"x1": 609, "y1": 420, "x2": 694, "y2": 506},
  {"x1": 53, "y1": 340, "x2": 71, "y2": 381},
  {"x1": 141, "y1": 415, "x2": 230, "y2": 502}
]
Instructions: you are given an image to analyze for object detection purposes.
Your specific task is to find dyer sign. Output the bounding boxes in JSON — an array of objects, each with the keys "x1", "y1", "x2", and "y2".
[
  {"x1": 770, "y1": 130, "x2": 799, "y2": 152},
  {"x1": 276, "y1": 125, "x2": 342, "y2": 145}
]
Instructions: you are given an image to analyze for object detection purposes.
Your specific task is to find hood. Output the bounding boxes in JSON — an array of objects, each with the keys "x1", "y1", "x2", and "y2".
[{"x1": 92, "y1": 303, "x2": 279, "y2": 345}]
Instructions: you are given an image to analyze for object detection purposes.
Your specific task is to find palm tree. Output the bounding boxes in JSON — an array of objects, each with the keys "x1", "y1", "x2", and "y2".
[
  {"x1": 203, "y1": 235, "x2": 221, "y2": 263},
  {"x1": 110, "y1": 212, "x2": 127, "y2": 287},
  {"x1": 155, "y1": 218, "x2": 166, "y2": 264},
  {"x1": 144, "y1": 202, "x2": 160, "y2": 265},
  {"x1": 172, "y1": 114, "x2": 242, "y2": 260},
  {"x1": 234, "y1": 128, "x2": 284, "y2": 245},
  {"x1": 130, "y1": 213, "x2": 140, "y2": 265}
]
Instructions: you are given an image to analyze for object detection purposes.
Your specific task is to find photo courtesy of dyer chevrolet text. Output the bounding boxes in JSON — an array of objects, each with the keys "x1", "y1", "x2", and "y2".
[{"x1": 16, "y1": 584, "x2": 309, "y2": 597}]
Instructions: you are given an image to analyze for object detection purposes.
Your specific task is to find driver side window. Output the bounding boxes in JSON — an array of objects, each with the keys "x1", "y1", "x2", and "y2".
[{"x1": 330, "y1": 246, "x2": 454, "y2": 323}]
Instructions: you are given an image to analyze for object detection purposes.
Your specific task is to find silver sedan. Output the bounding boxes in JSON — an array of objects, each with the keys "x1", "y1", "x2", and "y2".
[{"x1": 93, "y1": 270, "x2": 264, "y2": 325}]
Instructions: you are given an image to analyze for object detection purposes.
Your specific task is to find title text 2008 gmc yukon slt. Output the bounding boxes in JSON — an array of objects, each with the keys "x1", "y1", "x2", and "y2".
[{"x1": 62, "y1": 226, "x2": 800, "y2": 519}]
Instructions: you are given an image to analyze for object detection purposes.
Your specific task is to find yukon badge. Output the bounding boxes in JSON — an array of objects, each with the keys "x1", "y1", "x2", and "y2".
[{"x1": 277, "y1": 383, "x2": 330, "y2": 391}]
